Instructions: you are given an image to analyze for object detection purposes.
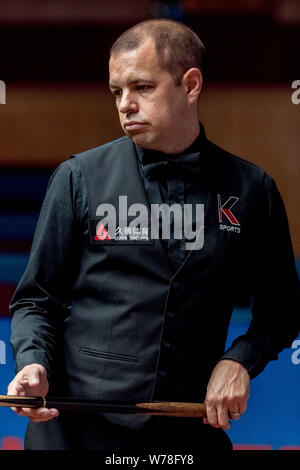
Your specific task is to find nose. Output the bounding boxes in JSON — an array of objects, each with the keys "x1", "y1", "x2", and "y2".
[{"x1": 118, "y1": 90, "x2": 138, "y2": 115}]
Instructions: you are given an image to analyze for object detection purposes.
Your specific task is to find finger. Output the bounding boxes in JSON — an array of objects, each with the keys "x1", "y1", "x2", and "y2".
[
  {"x1": 8, "y1": 385, "x2": 29, "y2": 416},
  {"x1": 10, "y1": 406, "x2": 26, "y2": 417},
  {"x1": 20, "y1": 407, "x2": 59, "y2": 422},
  {"x1": 228, "y1": 399, "x2": 241, "y2": 420},
  {"x1": 238, "y1": 396, "x2": 248, "y2": 415},
  {"x1": 8, "y1": 377, "x2": 28, "y2": 395},
  {"x1": 217, "y1": 405, "x2": 231, "y2": 431},
  {"x1": 30, "y1": 410, "x2": 59, "y2": 423},
  {"x1": 205, "y1": 404, "x2": 219, "y2": 429},
  {"x1": 228, "y1": 405, "x2": 241, "y2": 420},
  {"x1": 8, "y1": 385, "x2": 23, "y2": 396},
  {"x1": 229, "y1": 391, "x2": 248, "y2": 417}
]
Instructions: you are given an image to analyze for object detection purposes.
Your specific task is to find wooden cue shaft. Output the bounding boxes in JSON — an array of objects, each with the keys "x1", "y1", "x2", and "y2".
[{"x1": 136, "y1": 402, "x2": 207, "y2": 417}]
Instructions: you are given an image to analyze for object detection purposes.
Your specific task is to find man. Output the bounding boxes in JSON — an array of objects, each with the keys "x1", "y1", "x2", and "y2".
[{"x1": 8, "y1": 19, "x2": 300, "y2": 451}]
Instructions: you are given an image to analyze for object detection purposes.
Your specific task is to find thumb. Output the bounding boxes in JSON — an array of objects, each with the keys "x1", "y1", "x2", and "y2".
[{"x1": 28, "y1": 370, "x2": 41, "y2": 386}]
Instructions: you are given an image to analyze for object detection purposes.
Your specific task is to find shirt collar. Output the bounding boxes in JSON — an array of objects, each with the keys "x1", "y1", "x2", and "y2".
[{"x1": 135, "y1": 122, "x2": 206, "y2": 181}]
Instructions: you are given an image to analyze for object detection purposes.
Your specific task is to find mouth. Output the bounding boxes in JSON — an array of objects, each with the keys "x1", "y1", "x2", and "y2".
[{"x1": 124, "y1": 121, "x2": 148, "y2": 132}]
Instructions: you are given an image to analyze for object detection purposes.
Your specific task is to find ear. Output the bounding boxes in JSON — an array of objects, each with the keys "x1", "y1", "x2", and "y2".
[{"x1": 182, "y1": 68, "x2": 203, "y2": 104}]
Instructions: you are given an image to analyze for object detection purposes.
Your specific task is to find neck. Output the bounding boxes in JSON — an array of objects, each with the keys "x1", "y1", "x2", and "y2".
[{"x1": 159, "y1": 121, "x2": 201, "y2": 155}]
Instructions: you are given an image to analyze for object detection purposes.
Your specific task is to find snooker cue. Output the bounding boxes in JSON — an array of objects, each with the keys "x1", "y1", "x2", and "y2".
[{"x1": 0, "y1": 395, "x2": 206, "y2": 418}]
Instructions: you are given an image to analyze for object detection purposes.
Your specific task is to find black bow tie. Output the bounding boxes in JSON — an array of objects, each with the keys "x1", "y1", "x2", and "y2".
[{"x1": 141, "y1": 151, "x2": 201, "y2": 181}]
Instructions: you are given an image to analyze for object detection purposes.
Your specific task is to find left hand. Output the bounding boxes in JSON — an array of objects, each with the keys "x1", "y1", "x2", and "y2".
[{"x1": 203, "y1": 359, "x2": 250, "y2": 431}]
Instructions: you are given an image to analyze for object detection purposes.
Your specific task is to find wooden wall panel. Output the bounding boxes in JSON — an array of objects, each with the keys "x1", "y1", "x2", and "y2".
[
  {"x1": 0, "y1": 82, "x2": 299, "y2": 254},
  {"x1": 0, "y1": 84, "x2": 121, "y2": 163}
]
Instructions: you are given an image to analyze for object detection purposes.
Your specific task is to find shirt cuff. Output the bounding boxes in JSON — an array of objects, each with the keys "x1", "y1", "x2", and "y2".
[{"x1": 218, "y1": 336, "x2": 271, "y2": 378}]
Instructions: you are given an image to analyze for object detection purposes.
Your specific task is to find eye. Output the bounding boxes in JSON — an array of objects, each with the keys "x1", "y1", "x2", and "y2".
[
  {"x1": 111, "y1": 89, "x2": 122, "y2": 99},
  {"x1": 137, "y1": 85, "x2": 152, "y2": 92}
]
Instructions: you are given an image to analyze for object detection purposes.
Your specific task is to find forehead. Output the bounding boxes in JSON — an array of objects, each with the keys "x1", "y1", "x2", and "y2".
[{"x1": 109, "y1": 39, "x2": 166, "y2": 82}]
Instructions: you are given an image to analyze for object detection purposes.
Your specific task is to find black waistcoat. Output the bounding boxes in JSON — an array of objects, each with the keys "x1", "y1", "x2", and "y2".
[{"x1": 62, "y1": 135, "x2": 263, "y2": 429}]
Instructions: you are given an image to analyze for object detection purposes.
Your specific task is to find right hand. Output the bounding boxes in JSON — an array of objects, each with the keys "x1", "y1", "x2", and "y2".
[{"x1": 7, "y1": 364, "x2": 59, "y2": 423}]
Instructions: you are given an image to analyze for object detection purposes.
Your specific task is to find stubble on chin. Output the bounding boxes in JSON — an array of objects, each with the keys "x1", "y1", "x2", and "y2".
[{"x1": 124, "y1": 128, "x2": 154, "y2": 148}]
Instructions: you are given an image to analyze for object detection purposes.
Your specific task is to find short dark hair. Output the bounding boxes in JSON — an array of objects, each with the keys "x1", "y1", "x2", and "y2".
[{"x1": 110, "y1": 19, "x2": 205, "y2": 85}]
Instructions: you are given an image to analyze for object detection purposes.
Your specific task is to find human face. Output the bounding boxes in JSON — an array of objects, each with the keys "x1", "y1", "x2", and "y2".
[{"x1": 109, "y1": 39, "x2": 191, "y2": 154}]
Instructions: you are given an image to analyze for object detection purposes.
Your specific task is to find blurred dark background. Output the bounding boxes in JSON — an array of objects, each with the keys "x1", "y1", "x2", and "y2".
[{"x1": 0, "y1": 0, "x2": 299, "y2": 450}]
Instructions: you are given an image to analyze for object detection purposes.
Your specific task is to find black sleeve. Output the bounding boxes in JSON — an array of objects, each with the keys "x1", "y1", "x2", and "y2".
[
  {"x1": 9, "y1": 158, "x2": 86, "y2": 381},
  {"x1": 219, "y1": 173, "x2": 300, "y2": 378}
]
